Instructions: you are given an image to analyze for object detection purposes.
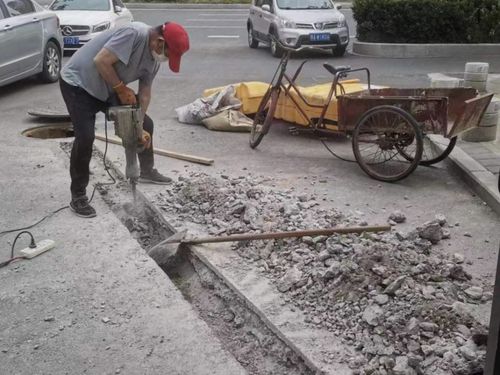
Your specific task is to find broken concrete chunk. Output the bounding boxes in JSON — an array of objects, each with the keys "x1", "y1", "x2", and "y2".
[
  {"x1": 419, "y1": 322, "x2": 439, "y2": 332},
  {"x1": 393, "y1": 356, "x2": 417, "y2": 375},
  {"x1": 374, "y1": 294, "x2": 389, "y2": 305},
  {"x1": 452, "y1": 253, "x2": 465, "y2": 264},
  {"x1": 277, "y1": 266, "x2": 303, "y2": 292},
  {"x1": 384, "y1": 276, "x2": 406, "y2": 295},
  {"x1": 389, "y1": 211, "x2": 406, "y2": 224},
  {"x1": 406, "y1": 317, "x2": 419, "y2": 334},
  {"x1": 459, "y1": 345, "x2": 477, "y2": 361},
  {"x1": 323, "y1": 261, "x2": 342, "y2": 280},
  {"x1": 362, "y1": 304, "x2": 383, "y2": 326},
  {"x1": 434, "y1": 214, "x2": 447, "y2": 226},
  {"x1": 316, "y1": 250, "x2": 332, "y2": 262},
  {"x1": 417, "y1": 222, "x2": 443, "y2": 244},
  {"x1": 464, "y1": 286, "x2": 483, "y2": 300},
  {"x1": 371, "y1": 265, "x2": 388, "y2": 278}
]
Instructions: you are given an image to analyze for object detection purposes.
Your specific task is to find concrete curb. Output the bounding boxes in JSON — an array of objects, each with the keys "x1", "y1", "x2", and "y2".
[
  {"x1": 353, "y1": 41, "x2": 500, "y2": 58},
  {"x1": 433, "y1": 140, "x2": 500, "y2": 216}
]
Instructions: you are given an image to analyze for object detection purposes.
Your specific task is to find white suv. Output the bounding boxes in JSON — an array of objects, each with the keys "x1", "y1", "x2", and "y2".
[{"x1": 247, "y1": 0, "x2": 349, "y2": 57}]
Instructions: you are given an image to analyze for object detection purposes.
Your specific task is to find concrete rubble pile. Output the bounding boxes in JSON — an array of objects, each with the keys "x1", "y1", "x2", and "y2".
[{"x1": 154, "y1": 173, "x2": 491, "y2": 375}]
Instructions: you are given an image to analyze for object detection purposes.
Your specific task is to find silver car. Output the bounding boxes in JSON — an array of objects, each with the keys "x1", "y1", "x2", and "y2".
[
  {"x1": 247, "y1": 0, "x2": 349, "y2": 57},
  {"x1": 0, "y1": 0, "x2": 63, "y2": 87}
]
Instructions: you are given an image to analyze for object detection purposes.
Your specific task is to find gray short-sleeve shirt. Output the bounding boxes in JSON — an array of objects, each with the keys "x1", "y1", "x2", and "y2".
[{"x1": 61, "y1": 22, "x2": 160, "y2": 102}]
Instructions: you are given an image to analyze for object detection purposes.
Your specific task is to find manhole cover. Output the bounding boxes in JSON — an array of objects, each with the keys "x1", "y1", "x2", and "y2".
[
  {"x1": 27, "y1": 108, "x2": 71, "y2": 120},
  {"x1": 22, "y1": 124, "x2": 74, "y2": 139}
]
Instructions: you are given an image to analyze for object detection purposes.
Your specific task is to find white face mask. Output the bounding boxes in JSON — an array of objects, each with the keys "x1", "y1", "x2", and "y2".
[{"x1": 153, "y1": 41, "x2": 167, "y2": 62}]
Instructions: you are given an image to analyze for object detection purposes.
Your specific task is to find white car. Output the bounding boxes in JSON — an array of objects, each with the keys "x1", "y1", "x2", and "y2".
[
  {"x1": 248, "y1": 0, "x2": 349, "y2": 57},
  {"x1": 49, "y1": 0, "x2": 133, "y2": 51}
]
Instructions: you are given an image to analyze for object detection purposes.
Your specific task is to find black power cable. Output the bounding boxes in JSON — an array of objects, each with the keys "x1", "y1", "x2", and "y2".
[
  {"x1": 320, "y1": 138, "x2": 357, "y2": 163},
  {"x1": 0, "y1": 231, "x2": 35, "y2": 268}
]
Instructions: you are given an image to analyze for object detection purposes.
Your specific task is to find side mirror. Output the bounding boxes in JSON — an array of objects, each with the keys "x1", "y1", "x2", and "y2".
[
  {"x1": 114, "y1": 5, "x2": 122, "y2": 13},
  {"x1": 336, "y1": 4, "x2": 342, "y2": 9},
  {"x1": 262, "y1": 4, "x2": 271, "y2": 12}
]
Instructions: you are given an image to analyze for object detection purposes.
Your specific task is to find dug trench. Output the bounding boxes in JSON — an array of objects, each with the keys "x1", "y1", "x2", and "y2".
[{"x1": 59, "y1": 142, "x2": 318, "y2": 375}]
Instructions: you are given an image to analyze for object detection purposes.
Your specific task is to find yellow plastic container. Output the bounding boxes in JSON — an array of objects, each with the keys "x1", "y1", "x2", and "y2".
[{"x1": 203, "y1": 80, "x2": 365, "y2": 127}]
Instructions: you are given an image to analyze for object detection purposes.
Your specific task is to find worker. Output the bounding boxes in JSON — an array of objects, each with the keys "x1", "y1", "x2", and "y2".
[{"x1": 59, "y1": 22, "x2": 189, "y2": 218}]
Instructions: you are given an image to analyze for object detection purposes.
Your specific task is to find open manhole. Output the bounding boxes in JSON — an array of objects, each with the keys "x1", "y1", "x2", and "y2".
[{"x1": 22, "y1": 124, "x2": 74, "y2": 139}]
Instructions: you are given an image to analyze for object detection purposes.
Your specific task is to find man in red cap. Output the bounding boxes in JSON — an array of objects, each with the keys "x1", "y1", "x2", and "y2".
[{"x1": 59, "y1": 22, "x2": 189, "y2": 218}]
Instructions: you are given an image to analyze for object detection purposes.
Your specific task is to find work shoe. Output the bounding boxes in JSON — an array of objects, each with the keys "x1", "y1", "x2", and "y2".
[
  {"x1": 70, "y1": 198, "x2": 97, "y2": 218},
  {"x1": 139, "y1": 168, "x2": 172, "y2": 185}
]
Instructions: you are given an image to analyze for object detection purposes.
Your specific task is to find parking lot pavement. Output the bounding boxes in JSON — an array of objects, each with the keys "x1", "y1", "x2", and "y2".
[{"x1": 1, "y1": 6, "x2": 500, "y2": 372}]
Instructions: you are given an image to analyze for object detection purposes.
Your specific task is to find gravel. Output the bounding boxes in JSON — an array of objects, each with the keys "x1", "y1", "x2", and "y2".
[{"x1": 154, "y1": 172, "x2": 491, "y2": 375}]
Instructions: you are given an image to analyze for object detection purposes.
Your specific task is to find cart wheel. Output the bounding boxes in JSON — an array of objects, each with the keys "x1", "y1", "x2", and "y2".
[
  {"x1": 352, "y1": 105, "x2": 423, "y2": 182},
  {"x1": 397, "y1": 134, "x2": 457, "y2": 166},
  {"x1": 249, "y1": 87, "x2": 279, "y2": 149}
]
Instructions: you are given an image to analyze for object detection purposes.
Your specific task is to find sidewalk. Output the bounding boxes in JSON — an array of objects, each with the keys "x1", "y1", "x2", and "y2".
[
  {"x1": 0, "y1": 91, "x2": 246, "y2": 374},
  {"x1": 440, "y1": 130, "x2": 500, "y2": 215}
]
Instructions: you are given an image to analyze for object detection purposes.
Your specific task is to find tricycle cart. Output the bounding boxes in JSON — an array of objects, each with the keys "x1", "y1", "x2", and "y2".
[{"x1": 249, "y1": 40, "x2": 494, "y2": 182}]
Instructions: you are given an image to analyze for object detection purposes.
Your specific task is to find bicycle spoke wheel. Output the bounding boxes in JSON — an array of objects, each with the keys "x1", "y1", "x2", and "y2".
[
  {"x1": 353, "y1": 105, "x2": 423, "y2": 182},
  {"x1": 249, "y1": 87, "x2": 279, "y2": 149},
  {"x1": 397, "y1": 134, "x2": 457, "y2": 166}
]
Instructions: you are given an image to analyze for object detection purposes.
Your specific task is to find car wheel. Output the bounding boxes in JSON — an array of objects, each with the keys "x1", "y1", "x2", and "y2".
[
  {"x1": 248, "y1": 25, "x2": 259, "y2": 48},
  {"x1": 332, "y1": 45, "x2": 347, "y2": 57},
  {"x1": 39, "y1": 41, "x2": 61, "y2": 83},
  {"x1": 270, "y1": 33, "x2": 284, "y2": 58}
]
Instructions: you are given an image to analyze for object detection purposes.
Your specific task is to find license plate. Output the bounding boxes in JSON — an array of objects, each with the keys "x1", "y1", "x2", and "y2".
[
  {"x1": 310, "y1": 33, "x2": 330, "y2": 42},
  {"x1": 64, "y1": 36, "x2": 80, "y2": 45}
]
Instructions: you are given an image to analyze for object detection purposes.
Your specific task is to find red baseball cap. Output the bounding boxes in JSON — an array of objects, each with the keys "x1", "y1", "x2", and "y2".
[{"x1": 162, "y1": 22, "x2": 189, "y2": 73}]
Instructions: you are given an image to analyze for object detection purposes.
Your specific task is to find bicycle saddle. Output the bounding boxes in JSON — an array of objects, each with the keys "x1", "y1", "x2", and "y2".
[{"x1": 323, "y1": 63, "x2": 351, "y2": 76}]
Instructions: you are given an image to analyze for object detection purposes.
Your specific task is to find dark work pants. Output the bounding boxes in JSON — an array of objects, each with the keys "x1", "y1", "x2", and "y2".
[{"x1": 59, "y1": 79, "x2": 154, "y2": 200}]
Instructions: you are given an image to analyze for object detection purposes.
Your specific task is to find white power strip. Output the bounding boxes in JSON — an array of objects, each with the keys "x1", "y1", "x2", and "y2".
[{"x1": 19, "y1": 239, "x2": 55, "y2": 259}]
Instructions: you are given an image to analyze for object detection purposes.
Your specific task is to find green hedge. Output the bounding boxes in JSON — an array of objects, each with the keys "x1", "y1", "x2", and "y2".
[{"x1": 353, "y1": 0, "x2": 500, "y2": 43}]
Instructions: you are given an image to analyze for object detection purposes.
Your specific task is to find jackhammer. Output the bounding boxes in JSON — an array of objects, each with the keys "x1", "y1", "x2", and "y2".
[{"x1": 107, "y1": 105, "x2": 146, "y2": 201}]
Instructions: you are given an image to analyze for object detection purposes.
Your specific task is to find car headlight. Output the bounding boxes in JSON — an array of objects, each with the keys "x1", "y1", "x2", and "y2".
[
  {"x1": 337, "y1": 18, "x2": 346, "y2": 28},
  {"x1": 92, "y1": 21, "x2": 111, "y2": 33},
  {"x1": 280, "y1": 19, "x2": 296, "y2": 29}
]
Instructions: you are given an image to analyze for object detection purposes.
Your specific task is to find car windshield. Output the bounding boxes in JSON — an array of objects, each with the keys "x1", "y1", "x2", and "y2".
[
  {"x1": 50, "y1": 0, "x2": 109, "y2": 11},
  {"x1": 276, "y1": 0, "x2": 334, "y2": 10}
]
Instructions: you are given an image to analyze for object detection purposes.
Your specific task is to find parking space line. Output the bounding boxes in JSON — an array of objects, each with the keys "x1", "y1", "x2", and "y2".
[
  {"x1": 131, "y1": 8, "x2": 247, "y2": 12},
  {"x1": 187, "y1": 19, "x2": 247, "y2": 22},
  {"x1": 198, "y1": 13, "x2": 248, "y2": 16},
  {"x1": 207, "y1": 35, "x2": 240, "y2": 39},
  {"x1": 184, "y1": 26, "x2": 245, "y2": 29}
]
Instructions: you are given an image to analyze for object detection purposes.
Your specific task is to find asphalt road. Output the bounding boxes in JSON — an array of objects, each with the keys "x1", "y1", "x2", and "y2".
[
  {"x1": 130, "y1": 7, "x2": 500, "y2": 88},
  {"x1": 1, "y1": 6, "x2": 499, "y2": 292}
]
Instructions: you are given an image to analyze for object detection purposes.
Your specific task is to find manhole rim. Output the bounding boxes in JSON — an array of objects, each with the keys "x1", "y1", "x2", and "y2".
[{"x1": 22, "y1": 123, "x2": 74, "y2": 139}]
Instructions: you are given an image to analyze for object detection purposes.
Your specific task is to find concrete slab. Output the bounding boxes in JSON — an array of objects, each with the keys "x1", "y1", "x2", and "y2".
[{"x1": 0, "y1": 106, "x2": 246, "y2": 374}]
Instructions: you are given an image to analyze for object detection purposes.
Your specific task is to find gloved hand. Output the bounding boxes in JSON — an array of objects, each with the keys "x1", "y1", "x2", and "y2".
[
  {"x1": 113, "y1": 81, "x2": 137, "y2": 106},
  {"x1": 140, "y1": 130, "x2": 151, "y2": 149}
]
